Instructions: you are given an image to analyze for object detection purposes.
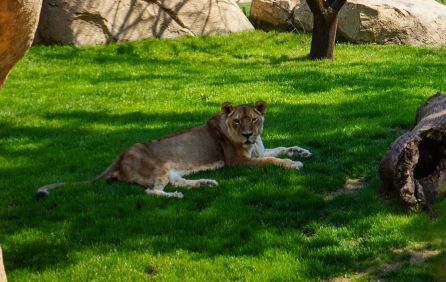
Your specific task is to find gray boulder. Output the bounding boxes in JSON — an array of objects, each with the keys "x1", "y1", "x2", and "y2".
[
  {"x1": 250, "y1": 0, "x2": 299, "y2": 30},
  {"x1": 293, "y1": 0, "x2": 446, "y2": 46},
  {"x1": 36, "y1": 0, "x2": 254, "y2": 45},
  {"x1": 250, "y1": 0, "x2": 446, "y2": 46}
]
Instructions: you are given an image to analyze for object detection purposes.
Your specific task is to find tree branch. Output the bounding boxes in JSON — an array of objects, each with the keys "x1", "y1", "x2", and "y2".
[
  {"x1": 330, "y1": 0, "x2": 346, "y2": 12},
  {"x1": 307, "y1": 0, "x2": 347, "y2": 14},
  {"x1": 306, "y1": 0, "x2": 326, "y2": 16}
]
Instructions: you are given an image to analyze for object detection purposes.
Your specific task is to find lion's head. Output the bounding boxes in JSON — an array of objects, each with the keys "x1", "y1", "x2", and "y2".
[{"x1": 220, "y1": 101, "x2": 267, "y2": 146}]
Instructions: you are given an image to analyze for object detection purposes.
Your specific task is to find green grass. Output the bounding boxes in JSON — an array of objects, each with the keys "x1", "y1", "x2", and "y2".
[
  {"x1": 1, "y1": 31, "x2": 446, "y2": 281},
  {"x1": 238, "y1": 2, "x2": 252, "y2": 17}
]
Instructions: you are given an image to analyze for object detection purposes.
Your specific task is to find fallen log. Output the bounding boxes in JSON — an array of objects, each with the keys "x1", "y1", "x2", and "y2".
[{"x1": 379, "y1": 93, "x2": 446, "y2": 209}]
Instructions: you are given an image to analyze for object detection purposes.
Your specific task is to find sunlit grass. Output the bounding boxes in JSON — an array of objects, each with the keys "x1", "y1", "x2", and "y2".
[{"x1": 0, "y1": 31, "x2": 445, "y2": 281}]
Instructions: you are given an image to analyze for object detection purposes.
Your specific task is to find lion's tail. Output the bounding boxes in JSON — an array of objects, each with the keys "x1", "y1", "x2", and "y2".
[{"x1": 36, "y1": 161, "x2": 119, "y2": 198}]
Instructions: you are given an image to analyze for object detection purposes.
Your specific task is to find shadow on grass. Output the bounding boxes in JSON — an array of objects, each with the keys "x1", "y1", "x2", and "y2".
[
  {"x1": 0, "y1": 96, "x2": 416, "y2": 279},
  {"x1": 3, "y1": 34, "x2": 446, "y2": 279},
  {"x1": 30, "y1": 37, "x2": 446, "y2": 102}
]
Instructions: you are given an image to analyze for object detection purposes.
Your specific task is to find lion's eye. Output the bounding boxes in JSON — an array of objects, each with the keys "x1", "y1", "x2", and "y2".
[
  {"x1": 233, "y1": 119, "x2": 240, "y2": 124},
  {"x1": 252, "y1": 118, "x2": 258, "y2": 122}
]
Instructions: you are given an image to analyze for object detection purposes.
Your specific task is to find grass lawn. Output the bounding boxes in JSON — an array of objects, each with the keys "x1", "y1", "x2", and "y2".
[
  {"x1": 238, "y1": 2, "x2": 252, "y2": 17},
  {"x1": 1, "y1": 31, "x2": 446, "y2": 281}
]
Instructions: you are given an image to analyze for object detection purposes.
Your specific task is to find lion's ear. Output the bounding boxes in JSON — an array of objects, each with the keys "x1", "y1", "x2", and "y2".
[
  {"x1": 221, "y1": 102, "x2": 234, "y2": 115},
  {"x1": 254, "y1": 100, "x2": 267, "y2": 115}
]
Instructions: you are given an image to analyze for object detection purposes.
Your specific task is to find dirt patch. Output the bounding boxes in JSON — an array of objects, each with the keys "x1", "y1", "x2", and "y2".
[
  {"x1": 378, "y1": 262, "x2": 402, "y2": 272},
  {"x1": 393, "y1": 248, "x2": 441, "y2": 264},
  {"x1": 324, "y1": 178, "x2": 367, "y2": 201},
  {"x1": 329, "y1": 277, "x2": 352, "y2": 282},
  {"x1": 372, "y1": 247, "x2": 443, "y2": 279},
  {"x1": 329, "y1": 246, "x2": 442, "y2": 281}
]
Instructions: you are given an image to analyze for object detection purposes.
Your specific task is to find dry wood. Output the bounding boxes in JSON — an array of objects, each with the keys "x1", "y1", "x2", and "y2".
[{"x1": 379, "y1": 93, "x2": 446, "y2": 208}]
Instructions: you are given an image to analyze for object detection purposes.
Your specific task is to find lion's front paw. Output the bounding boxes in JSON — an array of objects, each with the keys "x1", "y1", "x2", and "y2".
[
  {"x1": 287, "y1": 146, "x2": 312, "y2": 158},
  {"x1": 199, "y1": 179, "x2": 219, "y2": 187},
  {"x1": 290, "y1": 161, "x2": 303, "y2": 170}
]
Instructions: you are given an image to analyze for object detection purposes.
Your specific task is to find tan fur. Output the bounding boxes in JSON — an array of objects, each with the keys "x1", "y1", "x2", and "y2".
[{"x1": 36, "y1": 101, "x2": 311, "y2": 198}]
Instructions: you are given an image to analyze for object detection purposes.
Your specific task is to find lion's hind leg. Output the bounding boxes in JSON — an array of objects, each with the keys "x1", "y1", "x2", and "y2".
[
  {"x1": 131, "y1": 170, "x2": 184, "y2": 199},
  {"x1": 142, "y1": 176, "x2": 184, "y2": 199},
  {"x1": 168, "y1": 170, "x2": 218, "y2": 188},
  {"x1": 121, "y1": 149, "x2": 184, "y2": 199},
  {"x1": 145, "y1": 187, "x2": 184, "y2": 199}
]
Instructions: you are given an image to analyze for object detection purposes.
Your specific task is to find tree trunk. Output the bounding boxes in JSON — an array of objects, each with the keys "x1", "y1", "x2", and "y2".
[
  {"x1": 379, "y1": 93, "x2": 446, "y2": 209},
  {"x1": 310, "y1": 14, "x2": 339, "y2": 59},
  {"x1": 306, "y1": 0, "x2": 346, "y2": 60}
]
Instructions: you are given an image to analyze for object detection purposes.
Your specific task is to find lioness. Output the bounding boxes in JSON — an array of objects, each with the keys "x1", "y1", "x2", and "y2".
[{"x1": 36, "y1": 101, "x2": 311, "y2": 198}]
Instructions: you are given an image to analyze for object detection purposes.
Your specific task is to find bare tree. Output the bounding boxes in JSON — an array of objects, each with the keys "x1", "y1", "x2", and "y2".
[{"x1": 306, "y1": 0, "x2": 346, "y2": 59}]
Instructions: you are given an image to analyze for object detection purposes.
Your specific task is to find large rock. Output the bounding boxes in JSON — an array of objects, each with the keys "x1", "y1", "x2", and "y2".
[
  {"x1": 250, "y1": 0, "x2": 298, "y2": 30},
  {"x1": 0, "y1": 0, "x2": 42, "y2": 87},
  {"x1": 0, "y1": 246, "x2": 6, "y2": 282},
  {"x1": 36, "y1": 0, "x2": 254, "y2": 45},
  {"x1": 292, "y1": 0, "x2": 446, "y2": 46},
  {"x1": 251, "y1": 0, "x2": 446, "y2": 45}
]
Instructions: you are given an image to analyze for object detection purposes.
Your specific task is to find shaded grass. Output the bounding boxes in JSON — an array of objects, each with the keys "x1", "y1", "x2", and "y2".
[{"x1": 0, "y1": 31, "x2": 445, "y2": 281}]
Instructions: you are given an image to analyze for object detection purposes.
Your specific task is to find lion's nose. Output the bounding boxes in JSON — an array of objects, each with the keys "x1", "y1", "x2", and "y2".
[{"x1": 242, "y1": 132, "x2": 253, "y2": 139}]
